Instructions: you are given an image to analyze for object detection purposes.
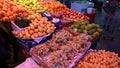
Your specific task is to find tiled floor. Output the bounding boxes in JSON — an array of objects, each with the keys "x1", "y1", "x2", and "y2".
[{"x1": 94, "y1": 8, "x2": 120, "y2": 56}]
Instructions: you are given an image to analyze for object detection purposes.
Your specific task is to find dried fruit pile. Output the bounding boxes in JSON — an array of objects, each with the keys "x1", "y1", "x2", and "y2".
[
  {"x1": 0, "y1": 0, "x2": 31, "y2": 22},
  {"x1": 13, "y1": 13, "x2": 55, "y2": 39},
  {"x1": 76, "y1": 50, "x2": 120, "y2": 68},
  {"x1": 31, "y1": 29, "x2": 90, "y2": 68}
]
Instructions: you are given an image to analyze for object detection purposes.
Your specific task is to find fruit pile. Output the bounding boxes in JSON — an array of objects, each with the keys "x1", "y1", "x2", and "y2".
[
  {"x1": 70, "y1": 20, "x2": 102, "y2": 39},
  {"x1": 31, "y1": 29, "x2": 90, "y2": 68},
  {"x1": 40, "y1": 1, "x2": 66, "y2": 13},
  {"x1": 62, "y1": 8, "x2": 88, "y2": 22},
  {"x1": 13, "y1": 13, "x2": 55, "y2": 39},
  {"x1": 13, "y1": 0, "x2": 47, "y2": 13},
  {"x1": 76, "y1": 50, "x2": 120, "y2": 68},
  {"x1": 0, "y1": 0, "x2": 31, "y2": 22}
]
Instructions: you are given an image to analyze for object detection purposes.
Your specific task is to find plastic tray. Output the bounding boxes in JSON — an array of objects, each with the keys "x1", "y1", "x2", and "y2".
[
  {"x1": 11, "y1": 21, "x2": 22, "y2": 31},
  {"x1": 51, "y1": 18, "x2": 61, "y2": 27},
  {"x1": 41, "y1": 12, "x2": 53, "y2": 21},
  {"x1": 30, "y1": 38, "x2": 91, "y2": 68}
]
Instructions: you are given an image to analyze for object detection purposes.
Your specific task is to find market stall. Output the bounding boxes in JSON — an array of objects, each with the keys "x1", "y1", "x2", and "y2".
[{"x1": 0, "y1": 0, "x2": 120, "y2": 68}]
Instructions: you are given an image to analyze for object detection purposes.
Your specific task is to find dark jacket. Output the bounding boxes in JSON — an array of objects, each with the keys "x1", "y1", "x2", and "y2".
[
  {"x1": 0, "y1": 27, "x2": 10, "y2": 61},
  {"x1": 103, "y1": 0, "x2": 117, "y2": 14}
]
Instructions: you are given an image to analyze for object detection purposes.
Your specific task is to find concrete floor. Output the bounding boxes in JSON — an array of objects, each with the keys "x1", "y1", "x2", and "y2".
[{"x1": 94, "y1": 8, "x2": 120, "y2": 56}]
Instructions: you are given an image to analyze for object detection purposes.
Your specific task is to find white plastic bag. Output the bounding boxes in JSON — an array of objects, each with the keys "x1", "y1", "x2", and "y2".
[{"x1": 15, "y1": 58, "x2": 40, "y2": 68}]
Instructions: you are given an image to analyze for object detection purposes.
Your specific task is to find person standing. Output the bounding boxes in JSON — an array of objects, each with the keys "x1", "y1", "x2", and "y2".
[
  {"x1": 103, "y1": 0, "x2": 118, "y2": 19},
  {"x1": 103, "y1": 0, "x2": 118, "y2": 30}
]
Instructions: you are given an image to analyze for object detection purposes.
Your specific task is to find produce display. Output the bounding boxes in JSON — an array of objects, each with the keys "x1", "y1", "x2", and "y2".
[
  {"x1": 76, "y1": 50, "x2": 120, "y2": 68},
  {"x1": 13, "y1": 0, "x2": 47, "y2": 13},
  {"x1": 0, "y1": 0, "x2": 31, "y2": 22},
  {"x1": 1, "y1": 0, "x2": 119, "y2": 68},
  {"x1": 30, "y1": 29, "x2": 90, "y2": 68},
  {"x1": 70, "y1": 20, "x2": 102, "y2": 39},
  {"x1": 40, "y1": 1, "x2": 66, "y2": 13},
  {"x1": 13, "y1": 13, "x2": 55, "y2": 39},
  {"x1": 62, "y1": 8, "x2": 88, "y2": 22}
]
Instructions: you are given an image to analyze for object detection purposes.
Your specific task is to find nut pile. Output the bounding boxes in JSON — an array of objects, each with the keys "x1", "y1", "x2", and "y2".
[
  {"x1": 76, "y1": 50, "x2": 120, "y2": 68},
  {"x1": 32, "y1": 29, "x2": 90, "y2": 68}
]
